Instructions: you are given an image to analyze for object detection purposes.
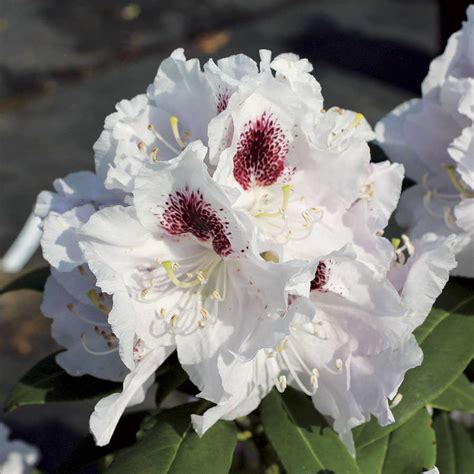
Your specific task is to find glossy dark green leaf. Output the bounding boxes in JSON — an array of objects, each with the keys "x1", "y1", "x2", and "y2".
[
  {"x1": 106, "y1": 401, "x2": 237, "y2": 474},
  {"x1": 4, "y1": 352, "x2": 121, "y2": 413},
  {"x1": 431, "y1": 374, "x2": 474, "y2": 413},
  {"x1": 434, "y1": 412, "x2": 474, "y2": 474},
  {"x1": 357, "y1": 410, "x2": 436, "y2": 473},
  {"x1": 261, "y1": 387, "x2": 360, "y2": 474},
  {"x1": 57, "y1": 411, "x2": 148, "y2": 474},
  {"x1": 155, "y1": 363, "x2": 189, "y2": 407},
  {"x1": 0, "y1": 266, "x2": 50, "y2": 295},
  {"x1": 354, "y1": 309, "x2": 474, "y2": 450},
  {"x1": 383, "y1": 409, "x2": 436, "y2": 474},
  {"x1": 356, "y1": 436, "x2": 388, "y2": 474}
]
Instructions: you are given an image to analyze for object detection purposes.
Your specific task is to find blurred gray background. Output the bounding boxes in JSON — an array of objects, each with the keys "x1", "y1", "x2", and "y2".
[{"x1": 0, "y1": 0, "x2": 470, "y2": 471}]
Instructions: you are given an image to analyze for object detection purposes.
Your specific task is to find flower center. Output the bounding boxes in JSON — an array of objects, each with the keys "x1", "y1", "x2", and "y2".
[
  {"x1": 161, "y1": 186, "x2": 233, "y2": 257},
  {"x1": 233, "y1": 112, "x2": 289, "y2": 190}
]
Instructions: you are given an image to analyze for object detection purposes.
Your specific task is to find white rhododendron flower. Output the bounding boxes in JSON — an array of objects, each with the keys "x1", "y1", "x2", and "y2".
[
  {"x1": 41, "y1": 266, "x2": 127, "y2": 381},
  {"x1": 35, "y1": 47, "x2": 456, "y2": 453},
  {"x1": 191, "y1": 235, "x2": 455, "y2": 452},
  {"x1": 0, "y1": 423, "x2": 40, "y2": 474},
  {"x1": 79, "y1": 141, "x2": 317, "y2": 445},
  {"x1": 35, "y1": 171, "x2": 126, "y2": 381},
  {"x1": 376, "y1": 6, "x2": 474, "y2": 277}
]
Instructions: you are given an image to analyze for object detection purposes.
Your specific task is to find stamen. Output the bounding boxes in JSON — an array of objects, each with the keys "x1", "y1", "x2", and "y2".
[
  {"x1": 200, "y1": 307, "x2": 210, "y2": 319},
  {"x1": 137, "y1": 141, "x2": 146, "y2": 151},
  {"x1": 275, "y1": 340, "x2": 286, "y2": 353},
  {"x1": 353, "y1": 113, "x2": 364, "y2": 128},
  {"x1": 150, "y1": 147, "x2": 159, "y2": 162},
  {"x1": 390, "y1": 393, "x2": 403, "y2": 408},
  {"x1": 169, "y1": 116, "x2": 187, "y2": 149},
  {"x1": 276, "y1": 375, "x2": 287, "y2": 393},
  {"x1": 211, "y1": 290, "x2": 222, "y2": 300},
  {"x1": 86, "y1": 289, "x2": 111, "y2": 314},
  {"x1": 260, "y1": 251, "x2": 279, "y2": 263},
  {"x1": 310, "y1": 368, "x2": 319, "y2": 388},
  {"x1": 445, "y1": 165, "x2": 474, "y2": 197},
  {"x1": 255, "y1": 185, "x2": 294, "y2": 219},
  {"x1": 170, "y1": 314, "x2": 178, "y2": 328},
  {"x1": 80, "y1": 333, "x2": 118, "y2": 356},
  {"x1": 443, "y1": 206, "x2": 457, "y2": 230},
  {"x1": 391, "y1": 238, "x2": 401, "y2": 250},
  {"x1": 335, "y1": 358, "x2": 343, "y2": 371},
  {"x1": 162, "y1": 261, "x2": 205, "y2": 288},
  {"x1": 78, "y1": 265, "x2": 86, "y2": 276},
  {"x1": 401, "y1": 234, "x2": 414, "y2": 256}
]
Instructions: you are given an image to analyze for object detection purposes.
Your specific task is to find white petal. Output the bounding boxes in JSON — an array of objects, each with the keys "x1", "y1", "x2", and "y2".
[{"x1": 90, "y1": 346, "x2": 173, "y2": 446}]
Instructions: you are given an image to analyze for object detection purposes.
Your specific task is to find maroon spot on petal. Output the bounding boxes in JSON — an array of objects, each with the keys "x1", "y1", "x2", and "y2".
[
  {"x1": 233, "y1": 112, "x2": 289, "y2": 190},
  {"x1": 310, "y1": 261, "x2": 329, "y2": 292},
  {"x1": 216, "y1": 89, "x2": 230, "y2": 113},
  {"x1": 161, "y1": 186, "x2": 232, "y2": 256}
]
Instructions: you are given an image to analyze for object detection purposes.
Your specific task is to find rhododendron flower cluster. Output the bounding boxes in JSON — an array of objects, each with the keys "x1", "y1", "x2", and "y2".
[
  {"x1": 376, "y1": 6, "x2": 474, "y2": 277},
  {"x1": 36, "y1": 48, "x2": 455, "y2": 453}
]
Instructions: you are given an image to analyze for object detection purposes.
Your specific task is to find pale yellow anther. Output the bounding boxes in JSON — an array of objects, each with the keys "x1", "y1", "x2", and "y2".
[
  {"x1": 260, "y1": 251, "x2": 279, "y2": 263},
  {"x1": 336, "y1": 358, "x2": 343, "y2": 371},
  {"x1": 200, "y1": 308, "x2": 210, "y2": 319},
  {"x1": 140, "y1": 288, "x2": 149, "y2": 297},
  {"x1": 353, "y1": 113, "x2": 364, "y2": 128},
  {"x1": 390, "y1": 393, "x2": 403, "y2": 408},
  {"x1": 137, "y1": 141, "x2": 146, "y2": 151},
  {"x1": 276, "y1": 375, "x2": 287, "y2": 393},
  {"x1": 310, "y1": 368, "x2": 319, "y2": 386},
  {"x1": 169, "y1": 116, "x2": 187, "y2": 149},
  {"x1": 160, "y1": 307, "x2": 167, "y2": 317},
  {"x1": 196, "y1": 271, "x2": 206, "y2": 284},
  {"x1": 171, "y1": 314, "x2": 178, "y2": 328},
  {"x1": 211, "y1": 290, "x2": 222, "y2": 300},
  {"x1": 275, "y1": 340, "x2": 286, "y2": 353},
  {"x1": 186, "y1": 272, "x2": 194, "y2": 278},
  {"x1": 198, "y1": 319, "x2": 206, "y2": 329},
  {"x1": 150, "y1": 147, "x2": 159, "y2": 162}
]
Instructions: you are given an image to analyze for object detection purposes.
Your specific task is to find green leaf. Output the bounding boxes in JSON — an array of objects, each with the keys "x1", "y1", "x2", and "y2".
[
  {"x1": 57, "y1": 411, "x2": 148, "y2": 473},
  {"x1": 4, "y1": 352, "x2": 121, "y2": 413},
  {"x1": 356, "y1": 437, "x2": 388, "y2": 474},
  {"x1": 357, "y1": 410, "x2": 436, "y2": 473},
  {"x1": 155, "y1": 362, "x2": 189, "y2": 407},
  {"x1": 434, "y1": 412, "x2": 474, "y2": 474},
  {"x1": 106, "y1": 401, "x2": 237, "y2": 474},
  {"x1": 0, "y1": 266, "x2": 50, "y2": 295},
  {"x1": 431, "y1": 374, "x2": 474, "y2": 413},
  {"x1": 384, "y1": 409, "x2": 436, "y2": 474},
  {"x1": 260, "y1": 387, "x2": 360, "y2": 474},
  {"x1": 354, "y1": 307, "x2": 474, "y2": 450}
]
